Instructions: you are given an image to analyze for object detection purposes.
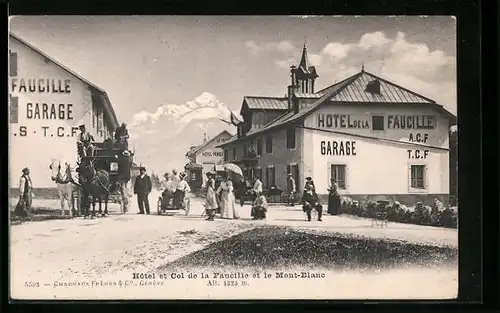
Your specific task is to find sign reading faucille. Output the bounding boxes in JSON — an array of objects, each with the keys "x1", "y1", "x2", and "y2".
[
  {"x1": 317, "y1": 114, "x2": 369, "y2": 129},
  {"x1": 387, "y1": 115, "x2": 435, "y2": 130},
  {"x1": 10, "y1": 75, "x2": 76, "y2": 138}
]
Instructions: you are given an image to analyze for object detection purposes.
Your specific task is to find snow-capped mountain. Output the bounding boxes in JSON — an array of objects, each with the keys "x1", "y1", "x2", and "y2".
[{"x1": 128, "y1": 92, "x2": 238, "y2": 174}]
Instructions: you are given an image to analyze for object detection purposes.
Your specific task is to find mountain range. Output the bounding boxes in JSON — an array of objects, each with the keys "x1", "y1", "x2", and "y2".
[{"x1": 128, "y1": 92, "x2": 237, "y2": 174}]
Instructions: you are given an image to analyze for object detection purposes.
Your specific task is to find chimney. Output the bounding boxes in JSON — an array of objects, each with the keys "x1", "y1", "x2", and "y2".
[
  {"x1": 287, "y1": 65, "x2": 298, "y2": 111},
  {"x1": 287, "y1": 85, "x2": 294, "y2": 110}
]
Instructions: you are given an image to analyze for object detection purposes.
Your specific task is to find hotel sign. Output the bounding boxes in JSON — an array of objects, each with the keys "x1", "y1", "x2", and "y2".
[{"x1": 317, "y1": 114, "x2": 369, "y2": 129}]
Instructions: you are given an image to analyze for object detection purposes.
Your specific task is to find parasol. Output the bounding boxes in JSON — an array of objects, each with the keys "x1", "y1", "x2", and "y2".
[{"x1": 222, "y1": 163, "x2": 243, "y2": 176}]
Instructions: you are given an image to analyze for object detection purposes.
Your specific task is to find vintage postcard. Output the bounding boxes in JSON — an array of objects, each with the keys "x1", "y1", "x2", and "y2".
[{"x1": 9, "y1": 15, "x2": 458, "y2": 300}]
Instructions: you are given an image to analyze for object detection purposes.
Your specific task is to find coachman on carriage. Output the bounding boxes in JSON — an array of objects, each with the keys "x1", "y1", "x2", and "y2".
[{"x1": 76, "y1": 135, "x2": 133, "y2": 218}]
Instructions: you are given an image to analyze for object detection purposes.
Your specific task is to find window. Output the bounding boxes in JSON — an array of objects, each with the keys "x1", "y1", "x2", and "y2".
[
  {"x1": 9, "y1": 95, "x2": 19, "y2": 124},
  {"x1": 410, "y1": 165, "x2": 426, "y2": 189},
  {"x1": 243, "y1": 143, "x2": 248, "y2": 157},
  {"x1": 256, "y1": 137, "x2": 262, "y2": 155},
  {"x1": 287, "y1": 164, "x2": 300, "y2": 191},
  {"x1": 265, "y1": 135, "x2": 273, "y2": 153},
  {"x1": 232, "y1": 147, "x2": 236, "y2": 160},
  {"x1": 9, "y1": 51, "x2": 18, "y2": 76},
  {"x1": 286, "y1": 126, "x2": 296, "y2": 149},
  {"x1": 92, "y1": 102, "x2": 97, "y2": 129},
  {"x1": 330, "y1": 165, "x2": 346, "y2": 189},
  {"x1": 365, "y1": 80, "x2": 381, "y2": 94},
  {"x1": 371, "y1": 115, "x2": 385, "y2": 131},
  {"x1": 224, "y1": 149, "x2": 228, "y2": 162},
  {"x1": 265, "y1": 166, "x2": 275, "y2": 188},
  {"x1": 96, "y1": 106, "x2": 104, "y2": 135}
]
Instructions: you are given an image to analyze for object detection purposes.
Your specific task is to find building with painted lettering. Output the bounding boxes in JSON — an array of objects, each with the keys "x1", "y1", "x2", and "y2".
[
  {"x1": 8, "y1": 32, "x2": 120, "y2": 192},
  {"x1": 184, "y1": 131, "x2": 233, "y2": 190},
  {"x1": 218, "y1": 43, "x2": 456, "y2": 205}
]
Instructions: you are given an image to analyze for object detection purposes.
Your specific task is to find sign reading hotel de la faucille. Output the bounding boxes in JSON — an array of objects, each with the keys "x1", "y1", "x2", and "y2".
[
  {"x1": 316, "y1": 113, "x2": 436, "y2": 130},
  {"x1": 10, "y1": 78, "x2": 80, "y2": 138}
]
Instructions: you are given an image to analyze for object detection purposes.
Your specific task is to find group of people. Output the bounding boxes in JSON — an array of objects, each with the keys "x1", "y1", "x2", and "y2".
[
  {"x1": 76, "y1": 122, "x2": 129, "y2": 159},
  {"x1": 133, "y1": 168, "x2": 192, "y2": 215},
  {"x1": 203, "y1": 172, "x2": 269, "y2": 221},
  {"x1": 160, "y1": 169, "x2": 191, "y2": 210}
]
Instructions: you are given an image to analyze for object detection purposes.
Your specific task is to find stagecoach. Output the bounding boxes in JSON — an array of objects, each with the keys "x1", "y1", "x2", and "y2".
[{"x1": 76, "y1": 140, "x2": 132, "y2": 215}]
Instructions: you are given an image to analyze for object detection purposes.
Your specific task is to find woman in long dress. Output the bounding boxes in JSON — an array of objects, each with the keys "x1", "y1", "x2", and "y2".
[
  {"x1": 204, "y1": 173, "x2": 217, "y2": 221},
  {"x1": 327, "y1": 179, "x2": 341, "y2": 215},
  {"x1": 217, "y1": 176, "x2": 240, "y2": 219}
]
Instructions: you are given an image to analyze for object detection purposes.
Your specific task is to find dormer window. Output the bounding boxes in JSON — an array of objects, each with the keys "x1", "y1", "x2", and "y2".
[{"x1": 365, "y1": 80, "x2": 381, "y2": 95}]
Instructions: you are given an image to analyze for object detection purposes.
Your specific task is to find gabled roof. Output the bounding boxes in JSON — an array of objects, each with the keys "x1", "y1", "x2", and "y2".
[
  {"x1": 242, "y1": 96, "x2": 289, "y2": 111},
  {"x1": 330, "y1": 71, "x2": 435, "y2": 104},
  {"x1": 219, "y1": 69, "x2": 456, "y2": 145},
  {"x1": 293, "y1": 92, "x2": 321, "y2": 99},
  {"x1": 188, "y1": 130, "x2": 232, "y2": 156},
  {"x1": 9, "y1": 32, "x2": 120, "y2": 129}
]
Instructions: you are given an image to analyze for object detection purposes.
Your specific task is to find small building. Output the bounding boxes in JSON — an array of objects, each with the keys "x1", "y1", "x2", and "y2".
[
  {"x1": 218, "y1": 43, "x2": 456, "y2": 205},
  {"x1": 184, "y1": 131, "x2": 233, "y2": 190},
  {"x1": 8, "y1": 32, "x2": 120, "y2": 193}
]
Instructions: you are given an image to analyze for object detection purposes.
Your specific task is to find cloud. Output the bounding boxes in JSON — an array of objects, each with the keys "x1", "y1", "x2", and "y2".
[
  {"x1": 128, "y1": 92, "x2": 238, "y2": 174},
  {"x1": 244, "y1": 40, "x2": 261, "y2": 55},
  {"x1": 129, "y1": 92, "x2": 240, "y2": 138},
  {"x1": 245, "y1": 40, "x2": 296, "y2": 55},
  {"x1": 271, "y1": 31, "x2": 457, "y2": 114}
]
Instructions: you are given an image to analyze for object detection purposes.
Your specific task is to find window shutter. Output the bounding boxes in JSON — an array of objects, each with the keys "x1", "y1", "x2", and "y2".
[
  {"x1": 295, "y1": 165, "x2": 299, "y2": 191},
  {"x1": 345, "y1": 165, "x2": 349, "y2": 189},
  {"x1": 408, "y1": 165, "x2": 412, "y2": 191},
  {"x1": 10, "y1": 96, "x2": 19, "y2": 124},
  {"x1": 425, "y1": 165, "x2": 429, "y2": 189},
  {"x1": 9, "y1": 51, "x2": 18, "y2": 76}
]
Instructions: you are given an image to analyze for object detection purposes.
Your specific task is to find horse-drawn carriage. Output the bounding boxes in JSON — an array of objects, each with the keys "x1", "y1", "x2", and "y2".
[{"x1": 76, "y1": 141, "x2": 132, "y2": 218}]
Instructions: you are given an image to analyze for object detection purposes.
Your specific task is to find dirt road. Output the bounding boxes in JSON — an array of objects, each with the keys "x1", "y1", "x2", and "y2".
[{"x1": 10, "y1": 195, "x2": 458, "y2": 299}]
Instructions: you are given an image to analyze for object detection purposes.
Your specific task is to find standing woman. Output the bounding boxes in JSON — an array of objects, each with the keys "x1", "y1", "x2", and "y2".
[
  {"x1": 174, "y1": 172, "x2": 191, "y2": 210},
  {"x1": 327, "y1": 178, "x2": 341, "y2": 215},
  {"x1": 217, "y1": 174, "x2": 240, "y2": 219},
  {"x1": 204, "y1": 173, "x2": 217, "y2": 221}
]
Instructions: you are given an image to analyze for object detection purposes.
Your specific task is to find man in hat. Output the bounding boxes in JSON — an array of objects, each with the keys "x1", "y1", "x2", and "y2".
[
  {"x1": 286, "y1": 173, "x2": 296, "y2": 207},
  {"x1": 236, "y1": 176, "x2": 247, "y2": 207},
  {"x1": 304, "y1": 177, "x2": 316, "y2": 193},
  {"x1": 114, "y1": 122, "x2": 129, "y2": 149},
  {"x1": 77, "y1": 124, "x2": 95, "y2": 158},
  {"x1": 15, "y1": 167, "x2": 33, "y2": 218},
  {"x1": 160, "y1": 173, "x2": 175, "y2": 208},
  {"x1": 133, "y1": 166, "x2": 152, "y2": 214},
  {"x1": 301, "y1": 183, "x2": 323, "y2": 222},
  {"x1": 252, "y1": 176, "x2": 263, "y2": 202}
]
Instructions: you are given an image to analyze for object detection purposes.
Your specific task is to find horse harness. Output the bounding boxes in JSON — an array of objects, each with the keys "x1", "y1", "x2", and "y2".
[{"x1": 51, "y1": 162, "x2": 76, "y2": 185}]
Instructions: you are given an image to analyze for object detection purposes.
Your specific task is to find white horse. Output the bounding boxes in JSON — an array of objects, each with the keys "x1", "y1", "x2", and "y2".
[{"x1": 49, "y1": 158, "x2": 80, "y2": 217}]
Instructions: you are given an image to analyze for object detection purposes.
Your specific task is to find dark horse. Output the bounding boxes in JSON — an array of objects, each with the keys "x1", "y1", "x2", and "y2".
[{"x1": 77, "y1": 158, "x2": 112, "y2": 219}]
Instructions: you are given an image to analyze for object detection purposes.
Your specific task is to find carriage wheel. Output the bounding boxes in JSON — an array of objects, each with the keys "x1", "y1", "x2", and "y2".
[{"x1": 157, "y1": 197, "x2": 162, "y2": 215}]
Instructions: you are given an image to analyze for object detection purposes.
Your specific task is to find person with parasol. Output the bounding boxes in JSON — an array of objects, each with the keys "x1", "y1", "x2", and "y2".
[{"x1": 216, "y1": 163, "x2": 242, "y2": 219}]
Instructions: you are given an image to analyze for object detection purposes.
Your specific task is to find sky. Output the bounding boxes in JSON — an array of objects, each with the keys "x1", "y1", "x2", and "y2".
[{"x1": 9, "y1": 15, "x2": 456, "y2": 173}]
